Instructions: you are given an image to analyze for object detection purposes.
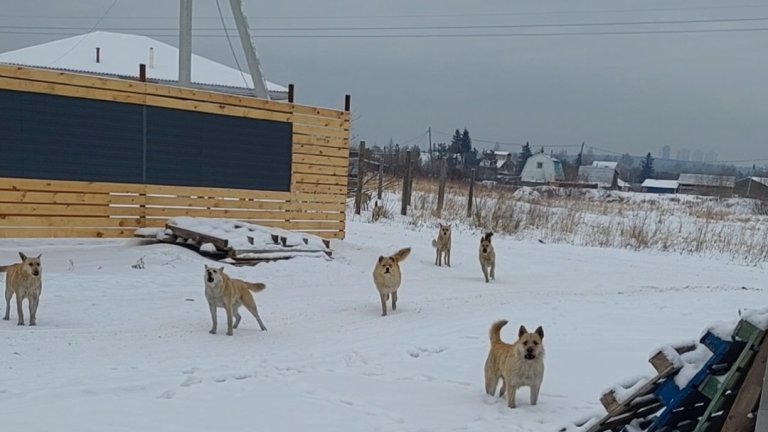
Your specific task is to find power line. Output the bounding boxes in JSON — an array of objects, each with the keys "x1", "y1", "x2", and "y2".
[
  {"x1": 4, "y1": 16, "x2": 768, "y2": 32},
  {"x1": 3, "y1": 27, "x2": 768, "y2": 39},
  {"x1": 44, "y1": 0, "x2": 119, "y2": 67},
  {"x1": 214, "y1": 0, "x2": 249, "y2": 89}
]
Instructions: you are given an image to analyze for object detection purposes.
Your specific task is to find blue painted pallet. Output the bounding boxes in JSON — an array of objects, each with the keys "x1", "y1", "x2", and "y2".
[{"x1": 647, "y1": 325, "x2": 747, "y2": 432}]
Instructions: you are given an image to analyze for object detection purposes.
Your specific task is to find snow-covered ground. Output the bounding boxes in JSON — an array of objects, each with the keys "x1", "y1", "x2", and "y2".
[{"x1": 1, "y1": 218, "x2": 766, "y2": 431}]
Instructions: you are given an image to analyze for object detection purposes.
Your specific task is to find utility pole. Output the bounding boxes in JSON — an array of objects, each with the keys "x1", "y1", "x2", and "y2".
[
  {"x1": 428, "y1": 127, "x2": 433, "y2": 176},
  {"x1": 178, "y1": 0, "x2": 192, "y2": 86},
  {"x1": 228, "y1": 0, "x2": 270, "y2": 99}
]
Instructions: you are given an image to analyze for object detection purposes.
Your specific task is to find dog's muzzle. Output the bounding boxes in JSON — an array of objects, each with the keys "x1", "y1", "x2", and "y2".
[
  {"x1": 524, "y1": 349, "x2": 536, "y2": 360},
  {"x1": 206, "y1": 274, "x2": 214, "y2": 283},
  {"x1": 32, "y1": 271, "x2": 40, "y2": 277},
  {"x1": 482, "y1": 248, "x2": 488, "y2": 254}
]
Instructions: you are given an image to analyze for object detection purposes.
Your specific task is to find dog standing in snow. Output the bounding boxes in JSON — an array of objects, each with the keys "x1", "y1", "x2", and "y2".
[
  {"x1": 204, "y1": 265, "x2": 268, "y2": 336},
  {"x1": 479, "y1": 232, "x2": 495, "y2": 283},
  {"x1": 2, "y1": 252, "x2": 43, "y2": 326},
  {"x1": 372, "y1": 247, "x2": 411, "y2": 316},
  {"x1": 431, "y1": 224, "x2": 452, "y2": 267},
  {"x1": 484, "y1": 320, "x2": 545, "y2": 408}
]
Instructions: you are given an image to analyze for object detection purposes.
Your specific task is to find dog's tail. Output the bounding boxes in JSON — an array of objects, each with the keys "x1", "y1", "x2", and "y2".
[
  {"x1": 0, "y1": 265, "x2": 9, "y2": 273},
  {"x1": 247, "y1": 282, "x2": 266, "y2": 293},
  {"x1": 489, "y1": 320, "x2": 508, "y2": 345},
  {"x1": 392, "y1": 247, "x2": 411, "y2": 262},
  {"x1": 483, "y1": 232, "x2": 494, "y2": 242},
  {"x1": 431, "y1": 239, "x2": 437, "y2": 248}
]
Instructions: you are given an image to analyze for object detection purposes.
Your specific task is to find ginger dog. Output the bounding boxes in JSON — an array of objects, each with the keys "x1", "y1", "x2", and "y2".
[
  {"x1": 2, "y1": 252, "x2": 43, "y2": 326},
  {"x1": 431, "y1": 223, "x2": 452, "y2": 267},
  {"x1": 372, "y1": 247, "x2": 411, "y2": 316},
  {"x1": 204, "y1": 265, "x2": 267, "y2": 336},
  {"x1": 484, "y1": 320, "x2": 545, "y2": 408}
]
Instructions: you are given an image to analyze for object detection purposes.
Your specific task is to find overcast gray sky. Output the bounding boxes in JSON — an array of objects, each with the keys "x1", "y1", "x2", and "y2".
[{"x1": 1, "y1": 0, "x2": 767, "y2": 163}]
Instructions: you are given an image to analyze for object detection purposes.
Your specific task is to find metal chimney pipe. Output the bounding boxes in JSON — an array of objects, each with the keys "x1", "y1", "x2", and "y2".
[
  {"x1": 149, "y1": 47, "x2": 155, "y2": 68},
  {"x1": 96, "y1": 47, "x2": 100, "y2": 63}
]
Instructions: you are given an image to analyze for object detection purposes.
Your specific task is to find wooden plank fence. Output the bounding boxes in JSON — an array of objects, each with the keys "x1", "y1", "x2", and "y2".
[{"x1": 0, "y1": 64, "x2": 350, "y2": 239}]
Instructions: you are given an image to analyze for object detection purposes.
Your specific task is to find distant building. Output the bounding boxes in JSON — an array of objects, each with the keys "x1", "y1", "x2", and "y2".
[
  {"x1": 520, "y1": 153, "x2": 565, "y2": 184},
  {"x1": 577, "y1": 165, "x2": 618, "y2": 189},
  {"x1": 478, "y1": 151, "x2": 515, "y2": 181},
  {"x1": 661, "y1": 145, "x2": 671, "y2": 160},
  {"x1": 691, "y1": 150, "x2": 704, "y2": 162},
  {"x1": 676, "y1": 148, "x2": 690, "y2": 161},
  {"x1": 677, "y1": 173, "x2": 735, "y2": 197},
  {"x1": 641, "y1": 179, "x2": 679, "y2": 194},
  {"x1": 734, "y1": 177, "x2": 768, "y2": 199}
]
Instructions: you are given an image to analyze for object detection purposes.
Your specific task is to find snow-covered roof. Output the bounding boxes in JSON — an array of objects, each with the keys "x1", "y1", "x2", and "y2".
[
  {"x1": 677, "y1": 173, "x2": 735, "y2": 188},
  {"x1": 642, "y1": 179, "x2": 679, "y2": 189},
  {"x1": 739, "y1": 177, "x2": 768, "y2": 187},
  {"x1": 0, "y1": 31, "x2": 288, "y2": 99},
  {"x1": 592, "y1": 161, "x2": 618, "y2": 169},
  {"x1": 577, "y1": 166, "x2": 616, "y2": 187}
]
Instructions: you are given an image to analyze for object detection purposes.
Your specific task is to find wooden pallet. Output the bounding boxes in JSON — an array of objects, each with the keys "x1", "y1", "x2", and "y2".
[
  {"x1": 693, "y1": 321, "x2": 766, "y2": 432},
  {"x1": 649, "y1": 321, "x2": 757, "y2": 432},
  {"x1": 569, "y1": 344, "x2": 696, "y2": 432}
]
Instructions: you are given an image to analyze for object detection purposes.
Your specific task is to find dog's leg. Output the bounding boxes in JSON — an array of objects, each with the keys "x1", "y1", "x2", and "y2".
[
  {"x1": 482, "y1": 262, "x2": 489, "y2": 283},
  {"x1": 499, "y1": 377, "x2": 506, "y2": 397},
  {"x1": 16, "y1": 295, "x2": 24, "y2": 326},
  {"x1": 242, "y1": 299, "x2": 267, "y2": 331},
  {"x1": 233, "y1": 307, "x2": 242, "y2": 329},
  {"x1": 380, "y1": 293, "x2": 388, "y2": 316},
  {"x1": 490, "y1": 261, "x2": 495, "y2": 280},
  {"x1": 530, "y1": 384, "x2": 540, "y2": 405},
  {"x1": 446, "y1": 247, "x2": 451, "y2": 267},
  {"x1": 435, "y1": 246, "x2": 441, "y2": 266},
  {"x1": 391, "y1": 291, "x2": 397, "y2": 311},
  {"x1": 225, "y1": 302, "x2": 235, "y2": 336},
  {"x1": 484, "y1": 372, "x2": 499, "y2": 396},
  {"x1": 208, "y1": 301, "x2": 217, "y2": 334},
  {"x1": 505, "y1": 381, "x2": 517, "y2": 408},
  {"x1": 29, "y1": 296, "x2": 38, "y2": 326},
  {"x1": 3, "y1": 288, "x2": 11, "y2": 320}
]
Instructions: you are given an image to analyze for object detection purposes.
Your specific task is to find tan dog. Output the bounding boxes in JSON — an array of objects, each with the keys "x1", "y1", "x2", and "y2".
[
  {"x1": 431, "y1": 223, "x2": 452, "y2": 266},
  {"x1": 479, "y1": 232, "x2": 496, "y2": 283},
  {"x1": 372, "y1": 247, "x2": 411, "y2": 316},
  {"x1": 2, "y1": 252, "x2": 43, "y2": 326},
  {"x1": 484, "y1": 320, "x2": 545, "y2": 408},
  {"x1": 204, "y1": 265, "x2": 267, "y2": 336}
]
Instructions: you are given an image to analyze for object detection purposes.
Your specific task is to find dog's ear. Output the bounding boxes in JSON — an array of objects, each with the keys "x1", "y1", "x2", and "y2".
[
  {"x1": 518, "y1": 325, "x2": 528, "y2": 338},
  {"x1": 204, "y1": 264, "x2": 210, "y2": 270},
  {"x1": 18, "y1": 252, "x2": 27, "y2": 261},
  {"x1": 535, "y1": 326, "x2": 544, "y2": 340},
  {"x1": 36, "y1": 253, "x2": 42, "y2": 259},
  {"x1": 218, "y1": 266, "x2": 225, "y2": 272},
  {"x1": 378, "y1": 256, "x2": 385, "y2": 263}
]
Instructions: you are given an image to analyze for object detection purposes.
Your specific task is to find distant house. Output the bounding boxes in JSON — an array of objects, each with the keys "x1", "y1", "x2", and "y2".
[
  {"x1": 641, "y1": 179, "x2": 679, "y2": 194},
  {"x1": 520, "y1": 153, "x2": 565, "y2": 184},
  {"x1": 478, "y1": 151, "x2": 515, "y2": 181},
  {"x1": 734, "y1": 177, "x2": 768, "y2": 199},
  {"x1": 577, "y1": 165, "x2": 618, "y2": 189},
  {"x1": 677, "y1": 173, "x2": 735, "y2": 197},
  {"x1": 591, "y1": 161, "x2": 618, "y2": 169}
]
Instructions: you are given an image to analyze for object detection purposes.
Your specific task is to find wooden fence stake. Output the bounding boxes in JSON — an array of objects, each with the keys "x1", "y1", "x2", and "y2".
[
  {"x1": 401, "y1": 150, "x2": 412, "y2": 216},
  {"x1": 354, "y1": 141, "x2": 366, "y2": 215},
  {"x1": 406, "y1": 151, "x2": 414, "y2": 206},
  {"x1": 436, "y1": 159, "x2": 447, "y2": 217},
  {"x1": 377, "y1": 162, "x2": 383, "y2": 200},
  {"x1": 467, "y1": 168, "x2": 475, "y2": 218}
]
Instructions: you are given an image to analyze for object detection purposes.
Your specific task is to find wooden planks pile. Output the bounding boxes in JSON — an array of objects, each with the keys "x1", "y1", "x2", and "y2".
[
  {"x1": 0, "y1": 64, "x2": 350, "y2": 239},
  {"x1": 136, "y1": 218, "x2": 333, "y2": 265},
  {"x1": 561, "y1": 313, "x2": 768, "y2": 432}
]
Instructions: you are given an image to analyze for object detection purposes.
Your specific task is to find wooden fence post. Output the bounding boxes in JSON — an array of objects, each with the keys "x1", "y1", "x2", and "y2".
[
  {"x1": 467, "y1": 168, "x2": 476, "y2": 218},
  {"x1": 401, "y1": 150, "x2": 412, "y2": 216},
  {"x1": 354, "y1": 141, "x2": 366, "y2": 215},
  {"x1": 377, "y1": 162, "x2": 383, "y2": 200},
  {"x1": 406, "y1": 151, "x2": 415, "y2": 206},
  {"x1": 436, "y1": 159, "x2": 447, "y2": 217}
]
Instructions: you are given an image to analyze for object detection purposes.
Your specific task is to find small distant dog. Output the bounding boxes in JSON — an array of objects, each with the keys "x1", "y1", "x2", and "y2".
[
  {"x1": 204, "y1": 265, "x2": 268, "y2": 336},
  {"x1": 479, "y1": 232, "x2": 496, "y2": 283},
  {"x1": 484, "y1": 320, "x2": 545, "y2": 408},
  {"x1": 2, "y1": 252, "x2": 43, "y2": 326},
  {"x1": 431, "y1": 223, "x2": 452, "y2": 267},
  {"x1": 372, "y1": 247, "x2": 411, "y2": 316}
]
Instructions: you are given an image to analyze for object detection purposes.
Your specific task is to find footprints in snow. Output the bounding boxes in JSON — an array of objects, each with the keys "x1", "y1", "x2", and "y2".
[
  {"x1": 407, "y1": 345, "x2": 447, "y2": 358},
  {"x1": 158, "y1": 364, "x2": 301, "y2": 399}
]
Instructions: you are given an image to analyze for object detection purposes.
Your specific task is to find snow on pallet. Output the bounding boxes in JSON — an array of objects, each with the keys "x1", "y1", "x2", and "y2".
[
  {"x1": 134, "y1": 217, "x2": 332, "y2": 264},
  {"x1": 561, "y1": 308, "x2": 768, "y2": 432}
]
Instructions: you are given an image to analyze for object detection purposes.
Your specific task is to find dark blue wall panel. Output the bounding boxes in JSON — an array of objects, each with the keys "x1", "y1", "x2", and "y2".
[{"x1": 0, "y1": 88, "x2": 293, "y2": 191}]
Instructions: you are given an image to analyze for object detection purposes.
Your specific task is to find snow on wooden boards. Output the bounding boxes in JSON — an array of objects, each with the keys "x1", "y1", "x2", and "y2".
[{"x1": 148, "y1": 217, "x2": 333, "y2": 264}]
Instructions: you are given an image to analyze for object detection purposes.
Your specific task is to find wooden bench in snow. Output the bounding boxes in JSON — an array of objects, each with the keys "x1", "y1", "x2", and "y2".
[{"x1": 134, "y1": 217, "x2": 332, "y2": 264}]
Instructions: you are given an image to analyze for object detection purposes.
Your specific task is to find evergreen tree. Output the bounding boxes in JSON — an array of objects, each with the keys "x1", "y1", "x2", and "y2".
[
  {"x1": 449, "y1": 129, "x2": 462, "y2": 154},
  {"x1": 517, "y1": 142, "x2": 533, "y2": 175},
  {"x1": 460, "y1": 128, "x2": 472, "y2": 154},
  {"x1": 639, "y1": 152, "x2": 655, "y2": 181}
]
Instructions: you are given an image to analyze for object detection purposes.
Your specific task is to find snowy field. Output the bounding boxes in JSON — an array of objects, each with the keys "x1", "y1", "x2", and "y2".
[{"x1": 1, "y1": 218, "x2": 767, "y2": 431}]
